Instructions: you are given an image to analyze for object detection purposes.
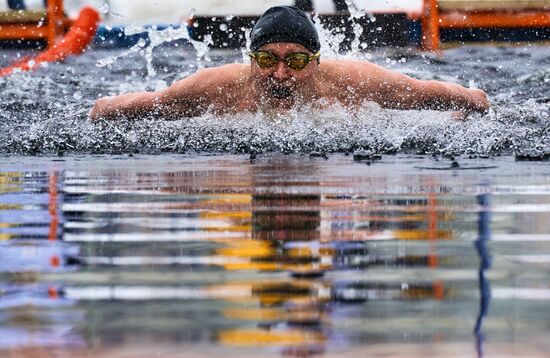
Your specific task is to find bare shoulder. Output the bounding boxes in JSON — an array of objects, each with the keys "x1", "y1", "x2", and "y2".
[
  {"x1": 318, "y1": 59, "x2": 388, "y2": 89},
  {"x1": 320, "y1": 59, "x2": 382, "y2": 77},
  {"x1": 317, "y1": 59, "x2": 390, "y2": 103},
  {"x1": 170, "y1": 63, "x2": 250, "y2": 93},
  {"x1": 191, "y1": 63, "x2": 249, "y2": 84}
]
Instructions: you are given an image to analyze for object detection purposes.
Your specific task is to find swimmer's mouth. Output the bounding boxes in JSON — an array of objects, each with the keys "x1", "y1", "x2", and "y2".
[{"x1": 271, "y1": 86, "x2": 293, "y2": 100}]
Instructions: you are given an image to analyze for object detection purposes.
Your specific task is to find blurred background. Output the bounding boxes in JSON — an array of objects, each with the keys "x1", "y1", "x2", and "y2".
[{"x1": 1, "y1": 0, "x2": 549, "y2": 50}]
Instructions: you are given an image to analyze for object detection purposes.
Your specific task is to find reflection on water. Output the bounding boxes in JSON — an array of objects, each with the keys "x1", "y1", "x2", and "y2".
[{"x1": 1, "y1": 155, "x2": 550, "y2": 357}]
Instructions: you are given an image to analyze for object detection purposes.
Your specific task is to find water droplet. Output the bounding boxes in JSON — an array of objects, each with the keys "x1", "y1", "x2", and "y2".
[
  {"x1": 137, "y1": 38, "x2": 147, "y2": 48},
  {"x1": 219, "y1": 24, "x2": 228, "y2": 32},
  {"x1": 99, "y1": 1, "x2": 109, "y2": 14},
  {"x1": 73, "y1": 91, "x2": 82, "y2": 100}
]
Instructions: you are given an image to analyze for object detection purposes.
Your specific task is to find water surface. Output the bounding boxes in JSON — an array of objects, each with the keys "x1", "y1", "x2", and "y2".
[
  {"x1": 1, "y1": 154, "x2": 549, "y2": 357},
  {"x1": 0, "y1": 43, "x2": 549, "y2": 155}
]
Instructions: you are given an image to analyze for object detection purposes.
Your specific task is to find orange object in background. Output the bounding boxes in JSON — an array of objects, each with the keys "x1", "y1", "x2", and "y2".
[
  {"x1": 422, "y1": 0, "x2": 550, "y2": 50},
  {"x1": 421, "y1": 0, "x2": 441, "y2": 53},
  {"x1": 0, "y1": 6, "x2": 100, "y2": 76},
  {"x1": 0, "y1": 0, "x2": 67, "y2": 48},
  {"x1": 48, "y1": 172, "x2": 59, "y2": 241}
]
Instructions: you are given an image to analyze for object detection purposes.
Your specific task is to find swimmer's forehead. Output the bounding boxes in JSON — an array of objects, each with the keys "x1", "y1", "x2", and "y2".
[{"x1": 258, "y1": 42, "x2": 313, "y2": 55}]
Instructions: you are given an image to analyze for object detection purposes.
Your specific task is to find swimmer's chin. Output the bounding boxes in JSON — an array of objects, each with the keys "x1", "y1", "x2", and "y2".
[{"x1": 265, "y1": 97, "x2": 296, "y2": 110}]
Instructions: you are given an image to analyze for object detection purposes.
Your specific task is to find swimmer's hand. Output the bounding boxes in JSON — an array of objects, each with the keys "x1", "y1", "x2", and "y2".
[
  {"x1": 449, "y1": 89, "x2": 490, "y2": 120},
  {"x1": 89, "y1": 97, "x2": 112, "y2": 121},
  {"x1": 469, "y1": 88, "x2": 490, "y2": 114}
]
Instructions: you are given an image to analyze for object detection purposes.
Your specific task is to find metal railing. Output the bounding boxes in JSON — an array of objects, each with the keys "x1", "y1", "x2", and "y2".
[
  {"x1": 422, "y1": 0, "x2": 550, "y2": 50},
  {"x1": 0, "y1": 0, "x2": 67, "y2": 48}
]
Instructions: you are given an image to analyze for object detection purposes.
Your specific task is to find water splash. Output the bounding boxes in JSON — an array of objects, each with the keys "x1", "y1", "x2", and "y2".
[
  {"x1": 96, "y1": 38, "x2": 148, "y2": 68},
  {"x1": 96, "y1": 24, "x2": 213, "y2": 77},
  {"x1": 98, "y1": 0, "x2": 109, "y2": 15},
  {"x1": 1, "y1": 96, "x2": 548, "y2": 156},
  {"x1": 241, "y1": 27, "x2": 252, "y2": 63},
  {"x1": 517, "y1": 67, "x2": 550, "y2": 84},
  {"x1": 345, "y1": 0, "x2": 367, "y2": 54},
  {"x1": 313, "y1": 13, "x2": 342, "y2": 59}
]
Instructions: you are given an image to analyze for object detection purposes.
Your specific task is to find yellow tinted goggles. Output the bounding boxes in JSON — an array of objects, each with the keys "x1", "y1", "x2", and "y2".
[{"x1": 249, "y1": 51, "x2": 320, "y2": 71}]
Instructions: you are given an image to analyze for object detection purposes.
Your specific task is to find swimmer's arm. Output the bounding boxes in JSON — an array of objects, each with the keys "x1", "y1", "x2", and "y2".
[
  {"x1": 89, "y1": 92, "x2": 164, "y2": 120},
  {"x1": 89, "y1": 68, "x2": 219, "y2": 120},
  {"x1": 351, "y1": 62, "x2": 489, "y2": 113},
  {"x1": 407, "y1": 79, "x2": 489, "y2": 113}
]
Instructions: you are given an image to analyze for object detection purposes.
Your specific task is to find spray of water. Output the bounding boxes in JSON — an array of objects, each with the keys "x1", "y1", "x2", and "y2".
[{"x1": 96, "y1": 23, "x2": 213, "y2": 77}]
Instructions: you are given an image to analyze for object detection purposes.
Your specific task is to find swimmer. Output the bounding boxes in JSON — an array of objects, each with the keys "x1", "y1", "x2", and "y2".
[{"x1": 90, "y1": 6, "x2": 489, "y2": 120}]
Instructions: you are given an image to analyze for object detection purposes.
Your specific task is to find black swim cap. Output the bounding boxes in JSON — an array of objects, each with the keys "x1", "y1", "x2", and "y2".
[{"x1": 250, "y1": 6, "x2": 320, "y2": 53}]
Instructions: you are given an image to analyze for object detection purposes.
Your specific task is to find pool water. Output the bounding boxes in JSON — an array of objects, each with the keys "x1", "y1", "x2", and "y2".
[
  {"x1": 1, "y1": 154, "x2": 549, "y2": 357},
  {"x1": 0, "y1": 44, "x2": 549, "y2": 156}
]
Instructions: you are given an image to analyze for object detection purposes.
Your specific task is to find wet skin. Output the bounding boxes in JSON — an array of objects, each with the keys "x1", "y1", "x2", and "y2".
[
  {"x1": 90, "y1": 42, "x2": 490, "y2": 120},
  {"x1": 249, "y1": 43, "x2": 320, "y2": 111}
]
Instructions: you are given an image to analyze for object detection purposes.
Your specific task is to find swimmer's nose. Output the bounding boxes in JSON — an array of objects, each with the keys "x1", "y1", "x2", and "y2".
[{"x1": 272, "y1": 61, "x2": 291, "y2": 80}]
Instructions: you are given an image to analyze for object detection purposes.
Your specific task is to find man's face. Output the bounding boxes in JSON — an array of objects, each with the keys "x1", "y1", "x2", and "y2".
[{"x1": 250, "y1": 42, "x2": 319, "y2": 109}]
